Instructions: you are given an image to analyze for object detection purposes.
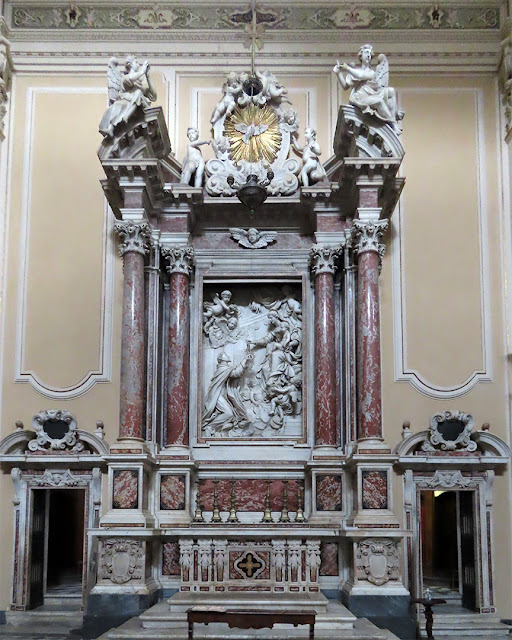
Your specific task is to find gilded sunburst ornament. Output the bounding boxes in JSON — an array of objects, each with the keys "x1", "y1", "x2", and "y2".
[{"x1": 225, "y1": 104, "x2": 281, "y2": 165}]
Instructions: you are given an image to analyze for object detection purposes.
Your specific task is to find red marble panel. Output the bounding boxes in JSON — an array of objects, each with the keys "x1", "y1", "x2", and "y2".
[
  {"x1": 200, "y1": 479, "x2": 300, "y2": 512},
  {"x1": 320, "y1": 542, "x2": 339, "y2": 576},
  {"x1": 361, "y1": 470, "x2": 388, "y2": 510},
  {"x1": 316, "y1": 475, "x2": 342, "y2": 511},
  {"x1": 112, "y1": 469, "x2": 138, "y2": 509},
  {"x1": 160, "y1": 475, "x2": 186, "y2": 510}
]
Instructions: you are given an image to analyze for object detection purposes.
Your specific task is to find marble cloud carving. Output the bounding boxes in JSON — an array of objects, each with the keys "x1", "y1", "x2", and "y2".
[{"x1": 201, "y1": 285, "x2": 303, "y2": 439}]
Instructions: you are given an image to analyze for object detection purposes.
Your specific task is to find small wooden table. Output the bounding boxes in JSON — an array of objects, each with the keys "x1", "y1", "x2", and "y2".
[
  {"x1": 187, "y1": 608, "x2": 316, "y2": 640},
  {"x1": 411, "y1": 597, "x2": 446, "y2": 639}
]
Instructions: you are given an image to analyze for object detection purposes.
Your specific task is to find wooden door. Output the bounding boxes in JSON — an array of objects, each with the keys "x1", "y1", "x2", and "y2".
[
  {"x1": 29, "y1": 489, "x2": 47, "y2": 609},
  {"x1": 459, "y1": 491, "x2": 476, "y2": 610}
]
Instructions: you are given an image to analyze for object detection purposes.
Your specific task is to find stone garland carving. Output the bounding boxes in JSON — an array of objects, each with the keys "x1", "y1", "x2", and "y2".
[
  {"x1": 161, "y1": 245, "x2": 195, "y2": 276},
  {"x1": 33, "y1": 469, "x2": 83, "y2": 487},
  {"x1": 351, "y1": 220, "x2": 389, "y2": 257},
  {"x1": 499, "y1": 30, "x2": 512, "y2": 137},
  {"x1": 421, "y1": 410, "x2": 477, "y2": 452},
  {"x1": 309, "y1": 245, "x2": 343, "y2": 276},
  {"x1": 10, "y1": 5, "x2": 500, "y2": 31},
  {"x1": 333, "y1": 44, "x2": 404, "y2": 134},
  {"x1": 99, "y1": 56, "x2": 157, "y2": 138},
  {"x1": 0, "y1": 25, "x2": 13, "y2": 141},
  {"x1": 417, "y1": 470, "x2": 471, "y2": 489},
  {"x1": 356, "y1": 539, "x2": 400, "y2": 586},
  {"x1": 99, "y1": 538, "x2": 144, "y2": 584},
  {"x1": 28, "y1": 409, "x2": 84, "y2": 453},
  {"x1": 230, "y1": 228, "x2": 277, "y2": 249},
  {"x1": 201, "y1": 285, "x2": 302, "y2": 438},
  {"x1": 114, "y1": 222, "x2": 152, "y2": 256}
]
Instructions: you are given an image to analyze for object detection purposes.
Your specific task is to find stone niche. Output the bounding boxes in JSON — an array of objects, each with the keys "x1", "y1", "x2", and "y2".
[{"x1": 199, "y1": 281, "x2": 304, "y2": 442}]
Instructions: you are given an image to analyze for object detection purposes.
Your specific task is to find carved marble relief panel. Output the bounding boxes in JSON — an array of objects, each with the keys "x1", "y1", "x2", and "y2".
[
  {"x1": 160, "y1": 475, "x2": 186, "y2": 510},
  {"x1": 315, "y1": 475, "x2": 343, "y2": 511},
  {"x1": 361, "y1": 470, "x2": 388, "y2": 510},
  {"x1": 200, "y1": 282, "x2": 303, "y2": 441},
  {"x1": 162, "y1": 541, "x2": 181, "y2": 576},
  {"x1": 112, "y1": 470, "x2": 139, "y2": 509}
]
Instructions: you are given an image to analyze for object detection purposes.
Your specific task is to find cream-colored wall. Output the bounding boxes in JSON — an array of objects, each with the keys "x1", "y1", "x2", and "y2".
[{"x1": 0, "y1": 68, "x2": 510, "y2": 614}]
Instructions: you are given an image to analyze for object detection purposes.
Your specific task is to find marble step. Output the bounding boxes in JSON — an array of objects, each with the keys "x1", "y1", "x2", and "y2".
[
  {"x1": 419, "y1": 613, "x2": 512, "y2": 637},
  {"x1": 141, "y1": 600, "x2": 356, "y2": 631},
  {"x1": 100, "y1": 615, "x2": 400, "y2": 640}
]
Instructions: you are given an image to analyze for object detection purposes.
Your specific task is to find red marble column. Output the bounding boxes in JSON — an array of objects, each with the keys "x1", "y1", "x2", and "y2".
[
  {"x1": 309, "y1": 246, "x2": 342, "y2": 447},
  {"x1": 161, "y1": 246, "x2": 195, "y2": 447},
  {"x1": 115, "y1": 222, "x2": 151, "y2": 441},
  {"x1": 352, "y1": 220, "x2": 388, "y2": 441}
]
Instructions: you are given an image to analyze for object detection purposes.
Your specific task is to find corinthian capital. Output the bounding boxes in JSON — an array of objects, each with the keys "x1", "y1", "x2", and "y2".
[
  {"x1": 309, "y1": 245, "x2": 342, "y2": 276},
  {"x1": 351, "y1": 220, "x2": 389, "y2": 257},
  {"x1": 161, "y1": 245, "x2": 195, "y2": 277},
  {"x1": 114, "y1": 222, "x2": 152, "y2": 256}
]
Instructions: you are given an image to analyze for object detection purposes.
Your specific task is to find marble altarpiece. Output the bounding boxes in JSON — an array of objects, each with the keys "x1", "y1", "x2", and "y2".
[{"x1": 7, "y1": 44, "x2": 511, "y2": 640}]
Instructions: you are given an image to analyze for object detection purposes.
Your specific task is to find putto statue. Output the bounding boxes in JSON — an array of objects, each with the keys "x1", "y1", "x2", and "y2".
[
  {"x1": 333, "y1": 44, "x2": 403, "y2": 134},
  {"x1": 293, "y1": 127, "x2": 328, "y2": 187},
  {"x1": 99, "y1": 56, "x2": 157, "y2": 138},
  {"x1": 180, "y1": 127, "x2": 210, "y2": 187}
]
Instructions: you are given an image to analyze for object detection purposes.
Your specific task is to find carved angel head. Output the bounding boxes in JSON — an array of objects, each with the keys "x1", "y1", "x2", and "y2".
[{"x1": 358, "y1": 44, "x2": 373, "y2": 64}]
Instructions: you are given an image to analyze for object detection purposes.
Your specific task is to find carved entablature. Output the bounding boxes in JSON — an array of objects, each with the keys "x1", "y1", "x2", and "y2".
[{"x1": 394, "y1": 411, "x2": 511, "y2": 471}]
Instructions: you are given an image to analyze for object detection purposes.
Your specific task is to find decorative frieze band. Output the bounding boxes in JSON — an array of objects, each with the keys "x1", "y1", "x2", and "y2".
[
  {"x1": 161, "y1": 245, "x2": 195, "y2": 276},
  {"x1": 114, "y1": 221, "x2": 152, "y2": 256},
  {"x1": 351, "y1": 220, "x2": 389, "y2": 257},
  {"x1": 309, "y1": 245, "x2": 342, "y2": 276}
]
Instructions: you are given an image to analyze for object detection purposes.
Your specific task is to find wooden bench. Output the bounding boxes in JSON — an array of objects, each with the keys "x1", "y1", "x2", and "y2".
[{"x1": 187, "y1": 608, "x2": 316, "y2": 640}]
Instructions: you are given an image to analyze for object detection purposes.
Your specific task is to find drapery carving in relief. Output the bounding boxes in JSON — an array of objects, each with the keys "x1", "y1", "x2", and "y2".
[{"x1": 201, "y1": 284, "x2": 302, "y2": 439}]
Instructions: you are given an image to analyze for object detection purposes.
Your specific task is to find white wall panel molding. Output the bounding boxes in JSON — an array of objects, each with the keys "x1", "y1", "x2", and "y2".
[
  {"x1": 391, "y1": 87, "x2": 492, "y2": 399},
  {"x1": 14, "y1": 85, "x2": 115, "y2": 399}
]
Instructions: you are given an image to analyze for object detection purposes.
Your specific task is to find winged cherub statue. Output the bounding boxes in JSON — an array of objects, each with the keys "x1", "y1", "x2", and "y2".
[
  {"x1": 230, "y1": 227, "x2": 277, "y2": 249},
  {"x1": 99, "y1": 56, "x2": 157, "y2": 138},
  {"x1": 333, "y1": 44, "x2": 403, "y2": 134}
]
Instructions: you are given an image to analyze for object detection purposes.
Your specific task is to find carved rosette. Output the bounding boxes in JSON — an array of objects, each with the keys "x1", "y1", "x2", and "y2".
[
  {"x1": 28, "y1": 409, "x2": 84, "y2": 453},
  {"x1": 99, "y1": 538, "x2": 144, "y2": 584},
  {"x1": 356, "y1": 539, "x2": 400, "y2": 586},
  {"x1": 351, "y1": 220, "x2": 389, "y2": 257},
  {"x1": 114, "y1": 222, "x2": 152, "y2": 256},
  {"x1": 309, "y1": 245, "x2": 342, "y2": 276},
  {"x1": 161, "y1": 245, "x2": 195, "y2": 276}
]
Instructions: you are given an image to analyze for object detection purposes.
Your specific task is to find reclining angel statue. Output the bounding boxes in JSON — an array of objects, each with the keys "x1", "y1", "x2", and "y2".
[
  {"x1": 333, "y1": 44, "x2": 403, "y2": 134},
  {"x1": 99, "y1": 56, "x2": 157, "y2": 138}
]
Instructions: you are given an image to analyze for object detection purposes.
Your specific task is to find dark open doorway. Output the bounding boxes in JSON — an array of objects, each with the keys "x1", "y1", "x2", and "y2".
[
  {"x1": 29, "y1": 488, "x2": 85, "y2": 608},
  {"x1": 47, "y1": 489, "x2": 85, "y2": 592},
  {"x1": 420, "y1": 490, "x2": 476, "y2": 611}
]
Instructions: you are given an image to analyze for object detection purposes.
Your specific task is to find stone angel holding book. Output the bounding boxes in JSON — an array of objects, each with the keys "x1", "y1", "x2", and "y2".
[
  {"x1": 99, "y1": 56, "x2": 157, "y2": 138},
  {"x1": 333, "y1": 44, "x2": 403, "y2": 134}
]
